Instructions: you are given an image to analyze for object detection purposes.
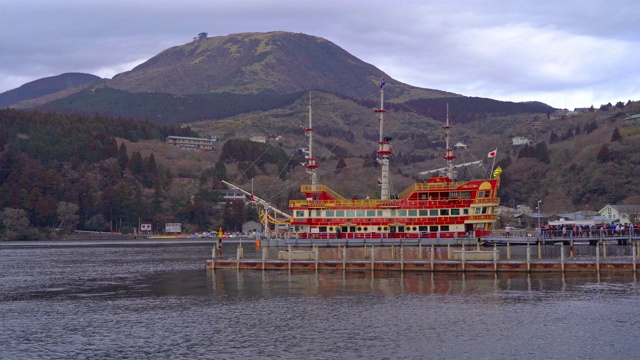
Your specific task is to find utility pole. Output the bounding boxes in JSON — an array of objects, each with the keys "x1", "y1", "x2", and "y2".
[{"x1": 537, "y1": 200, "x2": 542, "y2": 235}]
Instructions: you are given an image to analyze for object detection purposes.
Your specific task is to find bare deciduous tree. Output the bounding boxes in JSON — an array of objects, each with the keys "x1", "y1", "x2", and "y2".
[
  {"x1": 57, "y1": 202, "x2": 80, "y2": 232},
  {"x1": 1, "y1": 208, "x2": 30, "y2": 234}
]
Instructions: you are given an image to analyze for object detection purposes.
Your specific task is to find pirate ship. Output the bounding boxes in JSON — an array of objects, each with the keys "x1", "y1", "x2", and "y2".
[{"x1": 225, "y1": 83, "x2": 501, "y2": 244}]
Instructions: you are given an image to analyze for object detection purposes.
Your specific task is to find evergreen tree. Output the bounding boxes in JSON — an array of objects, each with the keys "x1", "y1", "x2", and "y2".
[
  {"x1": 128, "y1": 151, "x2": 144, "y2": 174},
  {"x1": 142, "y1": 153, "x2": 159, "y2": 188},
  {"x1": 335, "y1": 158, "x2": 347, "y2": 174},
  {"x1": 534, "y1": 142, "x2": 551, "y2": 164},
  {"x1": 117, "y1": 142, "x2": 129, "y2": 172},
  {"x1": 585, "y1": 121, "x2": 598, "y2": 134},
  {"x1": 611, "y1": 127, "x2": 622, "y2": 142},
  {"x1": 597, "y1": 144, "x2": 611, "y2": 162},
  {"x1": 213, "y1": 160, "x2": 228, "y2": 181}
]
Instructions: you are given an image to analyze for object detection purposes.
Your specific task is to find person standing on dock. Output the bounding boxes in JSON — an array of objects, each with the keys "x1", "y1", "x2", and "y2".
[{"x1": 217, "y1": 227, "x2": 223, "y2": 258}]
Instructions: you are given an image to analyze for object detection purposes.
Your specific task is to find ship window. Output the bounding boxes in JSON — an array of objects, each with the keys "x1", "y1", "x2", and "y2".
[
  {"x1": 357, "y1": 227, "x2": 362, "y2": 231},
  {"x1": 349, "y1": 226, "x2": 356, "y2": 232},
  {"x1": 419, "y1": 210, "x2": 428, "y2": 216},
  {"x1": 346, "y1": 210, "x2": 355, "y2": 217},
  {"x1": 367, "y1": 210, "x2": 376, "y2": 217},
  {"x1": 419, "y1": 226, "x2": 428, "y2": 232},
  {"x1": 449, "y1": 191, "x2": 459, "y2": 198},
  {"x1": 356, "y1": 210, "x2": 366, "y2": 217},
  {"x1": 398, "y1": 210, "x2": 407, "y2": 216},
  {"x1": 329, "y1": 227, "x2": 334, "y2": 231},
  {"x1": 390, "y1": 210, "x2": 396, "y2": 216},
  {"x1": 441, "y1": 225, "x2": 450, "y2": 231},
  {"x1": 377, "y1": 227, "x2": 382, "y2": 231},
  {"x1": 377, "y1": 210, "x2": 383, "y2": 216},
  {"x1": 475, "y1": 208, "x2": 481, "y2": 214},
  {"x1": 429, "y1": 226, "x2": 438, "y2": 232},
  {"x1": 440, "y1": 209, "x2": 449, "y2": 216},
  {"x1": 326, "y1": 210, "x2": 335, "y2": 217},
  {"x1": 364, "y1": 227, "x2": 368, "y2": 231},
  {"x1": 319, "y1": 226, "x2": 327, "y2": 232},
  {"x1": 429, "y1": 210, "x2": 438, "y2": 216},
  {"x1": 408, "y1": 210, "x2": 417, "y2": 217},
  {"x1": 336, "y1": 210, "x2": 345, "y2": 217},
  {"x1": 482, "y1": 207, "x2": 487, "y2": 214},
  {"x1": 315, "y1": 210, "x2": 322, "y2": 217},
  {"x1": 383, "y1": 227, "x2": 388, "y2": 231},
  {"x1": 451, "y1": 209, "x2": 460, "y2": 215},
  {"x1": 341, "y1": 226, "x2": 348, "y2": 233},
  {"x1": 412, "y1": 226, "x2": 417, "y2": 231},
  {"x1": 421, "y1": 194, "x2": 427, "y2": 199},
  {"x1": 463, "y1": 209, "x2": 469, "y2": 215},
  {"x1": 296, "y1": 210, "x2": 306, "y2": 217},
  {"x1": 398, "y1": 226, "x2": 405, "y2": 232},
  {"x1": 477, "y1": 191, "x2": 484, "y2": 198}
]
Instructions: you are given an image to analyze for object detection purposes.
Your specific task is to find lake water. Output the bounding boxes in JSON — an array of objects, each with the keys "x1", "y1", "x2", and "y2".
[{"x1": 1, "y1": 240, "x2": 639, "y2": 359}]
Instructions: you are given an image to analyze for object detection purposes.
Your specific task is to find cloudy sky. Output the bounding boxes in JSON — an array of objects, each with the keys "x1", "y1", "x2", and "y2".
[{"x1": 2, "y1": 0, "x2": 639, "y2": 110}]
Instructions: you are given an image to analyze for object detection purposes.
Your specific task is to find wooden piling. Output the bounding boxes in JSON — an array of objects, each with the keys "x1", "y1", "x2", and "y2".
[
  {"x1": 287, "y1": 244, "x2": 292, "y2": 272},
  {"x1": 314, "y1": 246, "x2": 319, "y2": 272},
  {"x1": 493, "y1": 244, "x2": 497, "y2": 272},
  {"x1": 560, "y1": 243, "x2": 565, "y2": 274},
  {"x1": 461, "y1": 245, "x2": 466, "y2": 272},
  {"x1": 430, "y1": 244, "x2": 434, "y2": 272},
  {"x1": 370, "y1": 246, "x2": 375, "y2": 272}
]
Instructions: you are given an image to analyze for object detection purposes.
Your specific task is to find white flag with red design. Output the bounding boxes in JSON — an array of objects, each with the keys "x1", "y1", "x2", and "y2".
[{"x1": 487, "y1": 149, "x2": 497, "y2": 158}]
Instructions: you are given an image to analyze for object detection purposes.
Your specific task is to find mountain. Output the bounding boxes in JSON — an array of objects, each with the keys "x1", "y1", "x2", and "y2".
[
  {"x1": 0, "y1": 73, "x2": 101, "y2": 108},
  {"x1": 16, "y1": 31, "x2": 553, "y2": 126},
  {"x1": 107, "y1": 31, "x2": 453, "y2": 101}
]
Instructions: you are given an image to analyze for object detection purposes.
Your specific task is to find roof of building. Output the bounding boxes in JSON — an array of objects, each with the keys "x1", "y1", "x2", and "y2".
[{"x1": 599, "y1": 204, "x2": 640, "y2": 213}]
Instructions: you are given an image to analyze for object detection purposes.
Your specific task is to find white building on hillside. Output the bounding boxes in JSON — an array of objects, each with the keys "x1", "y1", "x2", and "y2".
[
  {"x1": 598, "y1": 204, "x2": 640, "y2": 224},
  {"x1": 512, "y1": 136, "x2": 532, "y2": 146},
  {"x1": 165, "y1": 136, "x2": 216, "y2": 151}
]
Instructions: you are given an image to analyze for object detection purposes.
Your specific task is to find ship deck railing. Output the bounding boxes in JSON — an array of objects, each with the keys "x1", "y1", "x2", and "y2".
[{"x1": 289, "y1": 197, "x2": 500, "y2": 209}]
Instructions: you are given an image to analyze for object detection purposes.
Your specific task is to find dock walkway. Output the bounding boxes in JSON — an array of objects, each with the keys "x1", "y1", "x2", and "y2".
[{"x1": 207, "y1": 242, "x2": 640, "y2": 274}]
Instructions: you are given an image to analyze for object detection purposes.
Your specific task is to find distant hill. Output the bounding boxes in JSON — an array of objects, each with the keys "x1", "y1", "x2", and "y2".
[
  {"x1": 2, "y1": 31, "x2": 555, "y2": 125},
  {"x1": 107, "y1": 31, "x2": 453, "y2": 101},
  {"x1": 0, "y1": 73, "x2": 101, "y2": 108}
]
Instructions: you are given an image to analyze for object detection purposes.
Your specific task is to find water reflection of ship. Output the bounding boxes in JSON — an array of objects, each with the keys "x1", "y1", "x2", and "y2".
[{"x1": 208, "y1": 270, "x2": 618, "y2": 297}]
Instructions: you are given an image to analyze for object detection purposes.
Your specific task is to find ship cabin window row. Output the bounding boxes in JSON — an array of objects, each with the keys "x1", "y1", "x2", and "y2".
[
  {"x1": 294, "y1": 207, "x2": 490, "y2": 218},
  {"x1": 417, "y1": 190, "x2": 492, "y2": 200},
  {"x1": 297, "y1": 225, "x2": 453, "y2": 233}
]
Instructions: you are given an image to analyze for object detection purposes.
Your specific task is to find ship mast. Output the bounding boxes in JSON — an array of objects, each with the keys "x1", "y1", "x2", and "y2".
[
  {"x1": 443, "y1": 104, "x2": 457, "y2": 180},
  {"x1": 418, "y1": 105, "x2": 483, "y2": 178},
  {"x1": 375, "y1": 79, "x2": 392, "y2": 200},
  {"x1": 301, "y1": 93, "x2": 318, "y2": 185}
]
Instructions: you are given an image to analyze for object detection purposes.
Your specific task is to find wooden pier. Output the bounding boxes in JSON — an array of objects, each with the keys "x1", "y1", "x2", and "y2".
[{"x1": 207, "y1": 242, "x2": 640, "y2": 274}]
